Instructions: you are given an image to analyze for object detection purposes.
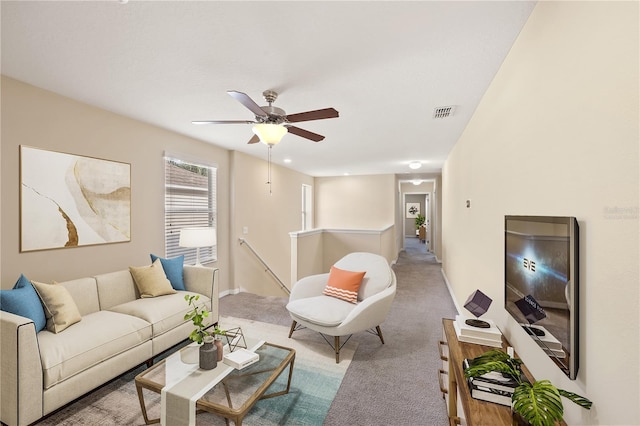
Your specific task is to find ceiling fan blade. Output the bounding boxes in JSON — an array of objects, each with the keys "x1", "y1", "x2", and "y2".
[
  {"x1": 285, "y1": 108, "x2": 339, "y2": 123},
  {"x1": 247, "y1": 134, "x2": 260, "y2": 144},
  {"x1": 286, "y1": 126, "x2": 325, "y2": 142},
  {"x1": 192, "y1": 120, "x2": 255, "y2": 125},
  {"x1": 227, "y1": 91, "x2": 268, "y2": 118}
]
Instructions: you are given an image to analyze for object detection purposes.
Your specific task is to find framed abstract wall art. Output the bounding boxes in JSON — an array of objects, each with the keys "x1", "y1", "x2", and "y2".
[
  {"x1": 406, "y1": 202, "x2": 420, "y2": 219},
  {"x1": 20, "y1": 146, "x2": 131, "y2": 252}
]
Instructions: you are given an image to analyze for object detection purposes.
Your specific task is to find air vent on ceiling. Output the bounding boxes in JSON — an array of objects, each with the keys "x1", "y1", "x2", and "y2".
[{"x1": 433, "y1": 106, "x2": 456, "y2": 119}]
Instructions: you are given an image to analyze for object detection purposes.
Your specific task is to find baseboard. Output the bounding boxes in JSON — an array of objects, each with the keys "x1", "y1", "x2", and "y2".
[
  {"x1": 219, "y1": 288, "x2": 242, "y2": 298},
  {"x1": 440, "y1": 268, "x2": 461, "y2": 315}
]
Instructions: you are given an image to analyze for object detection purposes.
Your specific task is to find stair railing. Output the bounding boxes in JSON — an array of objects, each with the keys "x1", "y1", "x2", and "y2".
[{"x1": 238, "y1": 238, "x2": 290, "y2": 296}]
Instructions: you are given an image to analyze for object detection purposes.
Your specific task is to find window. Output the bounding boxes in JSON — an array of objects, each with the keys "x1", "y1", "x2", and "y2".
[
  {"x1": 164, "y1": 156, "x2": 217, "y2": 264},
  {"x1": 301, "y1": 184, "x2": 313, "y2": 230}
]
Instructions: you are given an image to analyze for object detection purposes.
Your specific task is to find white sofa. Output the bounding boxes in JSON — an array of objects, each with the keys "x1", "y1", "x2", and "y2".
[
  {"x1": 287, "y1": 252, "x2": 396, "y2": 362},
  {"x1": 0, "y1": 265, "x2": 218, "y2": 426}
]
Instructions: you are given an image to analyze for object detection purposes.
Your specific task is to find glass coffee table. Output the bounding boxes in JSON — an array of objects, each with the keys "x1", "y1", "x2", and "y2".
[{"x1": 135, "y1": 339, "x2": 295, "y2": 425}]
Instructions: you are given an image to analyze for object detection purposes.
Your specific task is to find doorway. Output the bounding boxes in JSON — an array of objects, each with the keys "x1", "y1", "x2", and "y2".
[{"x1": 400, "y1": 179, "x2": 436, "y2": 255}]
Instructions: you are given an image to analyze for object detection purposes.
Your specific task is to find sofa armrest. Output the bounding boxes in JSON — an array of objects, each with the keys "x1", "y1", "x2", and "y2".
[
  {"x1": 289, "y1": 273, "x2": 330, "y2": 301},
  {"x1": 183, "y1": 266, "x2": 219, "y2": 322},
  {"x1": 1, "y1": 312, "x2": 44, "y2": 426}
]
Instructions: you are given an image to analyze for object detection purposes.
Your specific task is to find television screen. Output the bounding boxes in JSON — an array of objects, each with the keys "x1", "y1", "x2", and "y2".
[{"x1": 505, "y1": 215, "x2": 579, "y2": 379}]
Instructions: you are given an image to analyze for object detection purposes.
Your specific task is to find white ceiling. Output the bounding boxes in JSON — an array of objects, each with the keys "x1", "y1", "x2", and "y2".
[{"x1": 1, "y1": 1, "x2": 536, "y2": 177}]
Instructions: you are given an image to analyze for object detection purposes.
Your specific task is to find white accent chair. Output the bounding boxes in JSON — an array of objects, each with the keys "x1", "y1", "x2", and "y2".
[{"x1": 286, "y1": 252, "x2": 397, "y2": 363}]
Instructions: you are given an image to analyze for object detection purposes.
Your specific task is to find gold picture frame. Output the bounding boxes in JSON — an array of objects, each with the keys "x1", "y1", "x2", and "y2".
[{"x1": 20, "y1": 146, "x2": 131, "y2": 252}]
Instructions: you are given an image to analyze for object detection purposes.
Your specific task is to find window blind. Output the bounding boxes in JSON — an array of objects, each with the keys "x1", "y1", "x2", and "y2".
[{"x1": 164, "y1": 157, "x2": 217, "y2": 264}]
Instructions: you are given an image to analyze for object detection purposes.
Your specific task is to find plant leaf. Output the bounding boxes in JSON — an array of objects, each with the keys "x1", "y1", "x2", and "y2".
[
  {"x1": 513, "y1": 380, "x2": 563, "y2": 426},
  {"x1": 558, "y1": 389, "x2": 593, "y2": 409},
  {"x1": 464, "y1": 351, "x2": 522, "y2": 383}
]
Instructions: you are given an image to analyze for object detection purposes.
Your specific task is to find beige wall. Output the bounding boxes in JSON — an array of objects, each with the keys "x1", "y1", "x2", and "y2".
[
  {"x1": 290, "y1": 226, "x2": 395, "y2": 282},
  {"x1": 315, "y1": 174, "x2": 396, "y2": 229},
  {"x1": 441, "y1": 2, "x2": 639, "y2": 424},
  {"x1": 231, "y1": 151, "x2": 313, "y2": 296},
  {"x1": 321, "y1": 226, "x2": 395, "y2": 271},
  {"x1": 1, "y1": 77, "x2": 233, "y2": 292},
  {"x1": 289, "y1": 229, "x2": 324, "y2": 283}
]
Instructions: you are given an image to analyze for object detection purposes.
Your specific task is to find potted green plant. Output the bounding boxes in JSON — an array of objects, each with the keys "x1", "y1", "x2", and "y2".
[
  {"x1": 464, "y1": 349, "x2": 592, "y2": 426},
  {"x1": 184, "y1": 294, "x2": 226, "y2": 344},
  {"x1": 415, "y1": 214, "x2": 425, "y2": 229}
]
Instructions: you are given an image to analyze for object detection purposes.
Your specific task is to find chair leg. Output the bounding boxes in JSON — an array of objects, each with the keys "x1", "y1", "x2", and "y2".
[
  {"x1": 288, "y1": 320, "x2": 297, "y2": 338},
  {"x1": 334, "y1": 336, "x2": 340, "y2": 363},
  {"x1": 376, "y1": 325, "x2": 385, "y2": 345}
]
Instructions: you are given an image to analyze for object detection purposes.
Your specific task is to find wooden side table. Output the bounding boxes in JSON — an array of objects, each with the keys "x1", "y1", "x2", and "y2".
[{"x1": 439, "y1": 318, "x2": 565, "y2": 426}]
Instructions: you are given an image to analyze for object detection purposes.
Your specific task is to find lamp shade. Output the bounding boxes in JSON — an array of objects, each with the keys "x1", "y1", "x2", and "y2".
[
  {"x1": 179, "y1": 227, "x2": 216, "y2": 248},
  {"x1": 252, "y1": 123, "x2": 287, "y2": 145}
]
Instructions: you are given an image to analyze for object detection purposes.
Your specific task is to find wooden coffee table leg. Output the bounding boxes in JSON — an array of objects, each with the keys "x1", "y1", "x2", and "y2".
[
  {"x1": 284, "y1": 354, "x2": 295, "y2": 394},
  {"x1": 259, "y1": 354, "x2": 295, "y2": 399},
  {"x1": 135, "y1": 382, "x2": 160, "y2": 425}
]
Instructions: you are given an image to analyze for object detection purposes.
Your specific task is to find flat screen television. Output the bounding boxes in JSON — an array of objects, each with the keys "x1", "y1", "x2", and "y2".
[{"x1": 504, "y1": 215, "x2": 579, "y2": 379}]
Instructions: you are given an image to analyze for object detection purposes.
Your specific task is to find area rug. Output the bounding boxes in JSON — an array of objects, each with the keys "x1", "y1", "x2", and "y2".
[{"x1": 36, "y1": 316, "x2": 357, "y2": 425}]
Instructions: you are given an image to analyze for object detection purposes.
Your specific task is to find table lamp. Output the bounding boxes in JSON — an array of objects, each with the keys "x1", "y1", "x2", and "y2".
[
  {"x1": 463, "y1": 289, "x2": 492, "y2": 328},
  {"x1": 179, "y1": 227, "x2": 216, "y2": 266}
]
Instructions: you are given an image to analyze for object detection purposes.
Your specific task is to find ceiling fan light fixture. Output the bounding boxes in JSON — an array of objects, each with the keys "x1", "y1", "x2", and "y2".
[
  {"x1": 252, "y1": 123, "x2": 287, "y2": 146},
  {"x1": 409, "y1": 161, "x2": 422, "y2": 170}
]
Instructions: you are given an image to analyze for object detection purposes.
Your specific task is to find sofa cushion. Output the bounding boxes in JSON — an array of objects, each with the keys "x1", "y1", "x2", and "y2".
[
  {"x1": 57, "y1": 277, "x2": 100, "y2": 316},
  {"x1": 334, "y1": 252, "x2": 393, "y2": 300},
  {"x1": 95, "y1": 270, "x2": 138, "y2": 310},
  {"x1": 150, "y1": 254, "x2": 186, "y2": 291},
  {"x1": 129, "y1": 259, "x2": 176, "y2": 298},
  {"x1": 38, "y1": 310, "x2": 152, "y2": 390},
  {"x1": 0, "y1": 274, "x2": 47, "y2": 332},
  {"x1": 107, "y1": 291, "x2": 209, "y2": 338},
  {"x1": 322, "y1": 266, "x2": 365, "y2": 304},
  {"x1": 32, "y1": 281, "x2": 82, "y2": 333},
  {"x1": 287, "y1": 296, "x2": 355, "y2": 327}
]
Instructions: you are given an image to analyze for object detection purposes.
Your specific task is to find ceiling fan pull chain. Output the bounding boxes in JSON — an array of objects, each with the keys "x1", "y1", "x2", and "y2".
[{"x1": 267, "y1": 145, "x2": 273, "y2": 195}]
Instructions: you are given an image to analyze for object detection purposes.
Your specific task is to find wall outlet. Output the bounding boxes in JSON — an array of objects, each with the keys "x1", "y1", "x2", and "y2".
[{"x1": 242, "y1": 226, "x2": 249, "y2": 235}]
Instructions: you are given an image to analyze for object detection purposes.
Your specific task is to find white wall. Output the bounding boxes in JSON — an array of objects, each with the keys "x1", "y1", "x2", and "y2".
[{"x1": 442, "y1": 2, "x2": 639, "y2": 425}]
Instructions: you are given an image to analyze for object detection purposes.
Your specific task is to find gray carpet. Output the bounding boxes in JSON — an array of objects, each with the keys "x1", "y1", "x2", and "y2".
[{"x1": 220, "y1": 237, "x2": 457, "y2": 425}]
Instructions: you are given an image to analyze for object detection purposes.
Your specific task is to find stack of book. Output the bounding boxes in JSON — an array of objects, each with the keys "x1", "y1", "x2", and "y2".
[
  {"x1": 453, "y1": 315, "x2": 503, "y2": 348},
  {"x1": 463, "y1": 358, "x2": 518, "y2": 406},
  {"x1": 223, "y1": 348, "x2": 259, "y2": 370}
]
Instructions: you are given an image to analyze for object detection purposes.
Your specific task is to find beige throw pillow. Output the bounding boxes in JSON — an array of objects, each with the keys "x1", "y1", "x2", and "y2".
[
  {"x1": 32, "y1": 281, "x2": 82, "y2": 333},
  {"x1": 129, "y1": 258, "x2": 176, "y2": 298}
]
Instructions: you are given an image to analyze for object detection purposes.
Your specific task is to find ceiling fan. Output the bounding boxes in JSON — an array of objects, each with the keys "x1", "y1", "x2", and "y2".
[{"x1": 192, "y1": 90, "x2": 339, "y2": 145}]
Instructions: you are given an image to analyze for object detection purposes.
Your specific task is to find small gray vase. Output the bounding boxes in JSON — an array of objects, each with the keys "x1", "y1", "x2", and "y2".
[{"x1": 199, "y1": 336, "x2": 218, "y2": 370}]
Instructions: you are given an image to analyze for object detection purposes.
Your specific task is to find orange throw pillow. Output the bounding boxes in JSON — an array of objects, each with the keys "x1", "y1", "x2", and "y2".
[{"x1": 322, "y1": 266, "x2": 366, "y2": 304}]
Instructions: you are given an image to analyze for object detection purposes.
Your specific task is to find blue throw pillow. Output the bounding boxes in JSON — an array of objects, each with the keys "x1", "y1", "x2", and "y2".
[
  {"x1": 0, "y1": 274, "x2": 47, "y2": 332},
  {"x1": 150, "y1": 254, "x2": 185, "y2": 291}
]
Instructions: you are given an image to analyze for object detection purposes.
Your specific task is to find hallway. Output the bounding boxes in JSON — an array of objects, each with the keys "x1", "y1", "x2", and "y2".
[{"x1": 403, "y1": 235, "x2": 432, "y2": 258}]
